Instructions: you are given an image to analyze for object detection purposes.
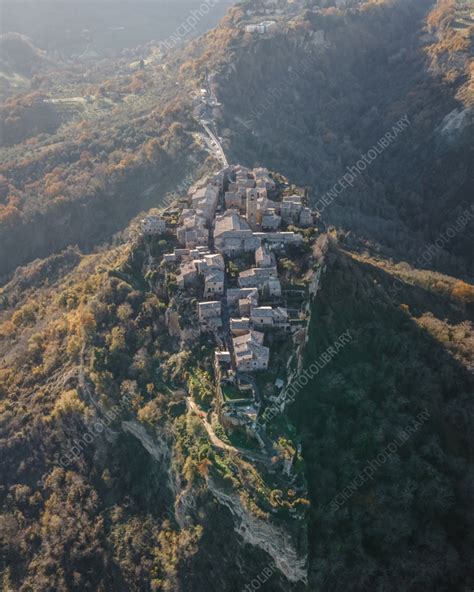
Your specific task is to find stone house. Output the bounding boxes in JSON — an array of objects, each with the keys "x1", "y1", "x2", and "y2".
[
  {"x1": 245, "y1": 21, "x2": 277, "y2": 34},
  {"x1": 233, "y1": 331, "x2": 270, "y2": 372},
  {"x1": 250, "y1": 306, "x2": 289, "y2": 330},
  {"x1": 261, "y1": 214, "x2": 281, "y2": 230},
  {"x1": 214, "y1": 211, "x2": 260, "y2": 255},
  {"x1": 254, "y1": 167, "x2": 276, "y2": 190},
  {"x1": 141, "y1": 214, "x2": 166, "y2": 236},
  {"x1": 253, "y1": 231, "x2": 303, "y2": 249},
  {"x1": 190, "y1": 185, "x2": 220, "y2": 223},
  {"x1": 177, "y1": 261, "x2": 198, "y2": 288},
  {"x1": 238, "y1": 294, "x2": 257, "y2": 316},
  {"x1": 182, "y1": 228, "x2": 209, "y2": 249},
  {"x1": 198, "y1": 300, "x2": 222, "y2": 319},
  {"x1": 280, "y1": 194, "x2": 303, "y2": 223},
  {"x1": 272, "y1": 306, "x2": 289, "y2": 329},
  {"x1": 238, "y1": 268, "x2": 282, "y2": 298},
  {"x1": 195, "y1": 253, "x2": 224, "y2": 274},
  {"x1": 230, "y1": 317, "x2": 251, "y2": 336},
  {"x1": 299, "y1": 207, "x2": 313, "y2": 227},
  {"x1": 267, "y1": 278, "x2": 282, "y2": 298},
  {"x1": 198, "y1": 301, "x2": 222, "y2": 330},
  {"x1": 204, "y1": 253, "x2": 225, "y2": 269},
  {"x1": 255, "y1": 244, "x2": 276, "y2": 268},
  {"x1": 163, "y1": 253, "x2": 177, "y2": 263},
  {"x1": 225, "y1": 191, "x2": 245, "y2": 211},
  {"x1": 177, "y1": 210, "x2": 208, "y2": 248},
  {"x1": 174, "y1": 248, "x2": 190, "y2": 257},
  {"x1": 204, "y1": 268, "x2": 225, "y2": 298},
  {"x1": 209, "y1": 171, "x2": 225, "y2": 190},
  {"x1": 250, "y1": 306, "x2": 275, "y2": 328},
  {"x1": 227, "y1": 287, "x2": 259, "y2": 309},
  {"x1": 215, "y1": 350, "x2": 231, "y2": 365},
  {"x1": 238, "y1": 266, "x2": 278, "y2": 288}
]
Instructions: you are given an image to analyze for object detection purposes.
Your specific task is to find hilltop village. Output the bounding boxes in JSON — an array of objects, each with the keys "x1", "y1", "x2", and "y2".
[{"x1": 139, "y1": 165, "x2": 317, "y2": 444}]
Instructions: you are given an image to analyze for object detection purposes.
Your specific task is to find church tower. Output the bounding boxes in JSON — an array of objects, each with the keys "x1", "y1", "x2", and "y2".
[{"x1": 246, "y1": 188, "x2": 258, "y2": 230}]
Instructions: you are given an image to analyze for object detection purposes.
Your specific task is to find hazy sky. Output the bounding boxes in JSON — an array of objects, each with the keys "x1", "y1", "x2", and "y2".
[{"x1": 0, "y1": 0, "x2": 235, "y2": 54}]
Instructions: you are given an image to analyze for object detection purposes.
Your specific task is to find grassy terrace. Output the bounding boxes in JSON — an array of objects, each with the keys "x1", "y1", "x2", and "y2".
[
  {"x1": 221, "y1": 384, "x2": 252, "y2": 404},
  {"x1": 109, "y1": 269, "x2": 148, "y2": 291},
  {"x1": 209, "y1": 448, "x2": 309, "y2": 521}
]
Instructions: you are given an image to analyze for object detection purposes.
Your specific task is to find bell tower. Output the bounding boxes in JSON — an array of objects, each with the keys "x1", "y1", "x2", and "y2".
[{"x1": 246, "y1": 188, "x2": 258, "y2": 230}]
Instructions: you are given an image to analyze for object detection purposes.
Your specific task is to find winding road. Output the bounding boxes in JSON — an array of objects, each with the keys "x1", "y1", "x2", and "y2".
[{"x1": 201, "y1": 121, "x2": 228, "y2": 167}]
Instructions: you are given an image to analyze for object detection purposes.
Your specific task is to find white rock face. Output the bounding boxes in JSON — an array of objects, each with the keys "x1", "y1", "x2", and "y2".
[
  {"x1": 122, "y1": 420, "x2": 197, "y2": 529},
  {"x1": 165, "y1": 307, "x2": 199, "y2": 344},
  {"x1": 121, "y1": 420, "x2": 178, "y2": 503},
  {"x1": 165, "y1": 309, "x2": 181, "y2": 338},
  {"x1": 207, "y1": 477, "x2": 308, "y2": 584},
  {"x1": 121, "y1": 424, "x2": 308, "y2": 583},
  {"x1": 439, "y1": 107, "x2": 472, "y2": 139},
  {"x1": 174, "y1": 484, "x2": 198, "y2": 529},
  {"x1": 312, "y1": 30, "x2": 327, "y2": 47},
  {"x1": 122, "y1": 420, "x2": 170, "y2": 463}
]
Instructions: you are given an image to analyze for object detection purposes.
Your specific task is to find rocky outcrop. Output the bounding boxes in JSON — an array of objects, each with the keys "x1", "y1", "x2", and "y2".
[
  {"x1": 165, "y1": 306, "x2": 200, "y2": 344},
  {"x1": 121, "y1": 410, "x2": 308, "y2": 585},
  {"x1": 438, "y1": 106, "x2": 473, "y2": 141},
  {"x1": 207, "y1": 476, "x2": 308, "y2": 584},
  {"x1": 121, "y1": 419, "x2": 179, "y2": 504},
  {"x1": 122, "y1": 420, "x2": 170, "y2": 464},
  {"x1": 174, "y1": 483, "x2": 198, "y2": 529},
  {"x1": 165, "y1": 308, "x2": 181, "y2": 338},
  {"x1": 121, "y1": 419, "x2": 198, "y2": 530}
]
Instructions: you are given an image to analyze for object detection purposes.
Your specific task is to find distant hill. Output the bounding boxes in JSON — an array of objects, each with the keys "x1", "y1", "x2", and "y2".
[
  {"x1": 0, "y1": 33, "x2": 53, "y2": 76},
  {"x1": 0, "y1": 0, "x2": 235, "y2": 57},
  {"x1": 0, "y1": 33, "x2": 55, "y2": 98}
]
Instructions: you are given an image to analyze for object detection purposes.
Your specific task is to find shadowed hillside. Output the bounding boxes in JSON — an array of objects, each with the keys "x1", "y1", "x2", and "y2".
[
  {"x1": 291, "y1": 237, "x2": 474, "y2": 591},
  {"x1": 211, "y1": 0, "x2": 473, "y2": 272}
]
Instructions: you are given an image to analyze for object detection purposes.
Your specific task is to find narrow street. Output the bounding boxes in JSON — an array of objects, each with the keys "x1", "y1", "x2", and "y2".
[{"x1": 220, "y1": 274, "x2": 237, "y2": 373}]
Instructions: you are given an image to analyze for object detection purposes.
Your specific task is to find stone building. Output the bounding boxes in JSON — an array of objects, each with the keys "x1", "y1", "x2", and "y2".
[
  {"x1": 141, "y1": 214, "x2": 166, "y2": 236},
  {"x1": 233, "y1": 331, "x2": 270, "y2": 372}
]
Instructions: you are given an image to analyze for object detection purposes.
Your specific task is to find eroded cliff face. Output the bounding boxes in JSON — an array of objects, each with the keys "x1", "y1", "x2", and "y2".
[
  {"x1": 121, "y1": 416, "x2": 308, "y2": 591},
  {"x1": 207, "y1": 476, "x2": 308, "y2": 585},
  {"x1": 165, "y1": 307, "x2": 200, "y2": 345},
  {"x1": 165, "y1": 309, "x2": 182, "y2": 339},
  {"x1": 121, "y1": 419, "x2": 177, "y2": 504},
  {"x1": 122, "y1": 419, "x2": 195, "y2": 530},
  {"x1": 122, "y1": 420, "x2": 171, "y2": 464},
  {"x1": 438, "y1": 106, "x2": 474, "y2": 142}
]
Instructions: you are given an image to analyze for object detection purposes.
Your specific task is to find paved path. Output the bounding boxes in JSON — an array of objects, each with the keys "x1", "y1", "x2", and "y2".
[
  {"x1": 201, "y1": 121, "x2": 228, "y2": 167},
  {"x1": 187, "y1": 399, "x2": 236, "y2": 452},
  {"x1": 186, "y1": 398, "x2": 271, "y2": 464}
]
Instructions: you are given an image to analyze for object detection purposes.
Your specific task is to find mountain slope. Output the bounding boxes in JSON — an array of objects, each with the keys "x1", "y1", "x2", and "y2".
[
  {"x1": 0, "y1": 210, "x2": 309, "y2": 591},
  {"x1": 291, "y1": 237, "x2": 474, "y2": 590},
  {"x1": 0, "y1": 0, "x2": 473, "y2": 590}
]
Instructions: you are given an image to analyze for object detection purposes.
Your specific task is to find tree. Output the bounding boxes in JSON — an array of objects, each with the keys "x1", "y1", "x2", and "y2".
[{"x1": 452, "y1": 281, "x2": 474, "y2": 305}]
